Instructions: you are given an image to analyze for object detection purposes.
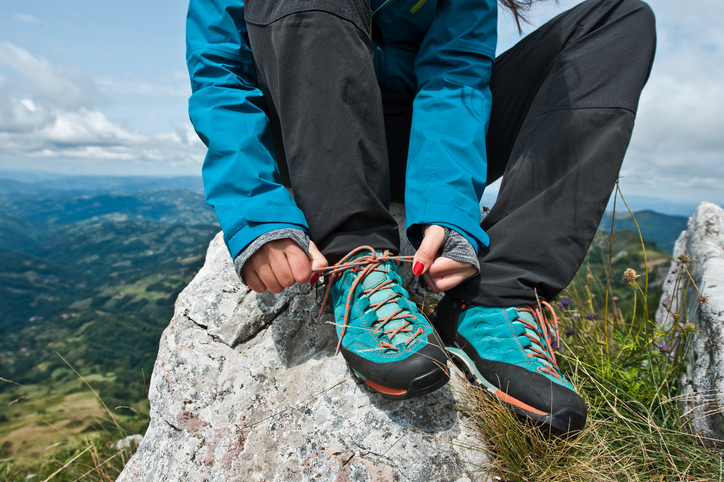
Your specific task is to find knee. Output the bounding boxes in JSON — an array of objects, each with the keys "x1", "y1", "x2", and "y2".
[{"x1": 622, "y1": 0, "x2": 657, "y2": 45}]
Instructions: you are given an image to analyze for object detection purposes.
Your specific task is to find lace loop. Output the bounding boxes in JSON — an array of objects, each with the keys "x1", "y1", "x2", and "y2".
[{"x1": 517, "y1": 301, "x2": 563, "y2": 380}]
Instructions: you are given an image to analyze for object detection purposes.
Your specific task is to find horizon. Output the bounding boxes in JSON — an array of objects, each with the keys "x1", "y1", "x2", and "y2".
[{"x1": 0, "y1": 167, "x2": 704, "y2": 217}]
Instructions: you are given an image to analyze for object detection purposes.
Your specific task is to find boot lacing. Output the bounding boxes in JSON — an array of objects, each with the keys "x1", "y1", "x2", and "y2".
[
  {"x1": 517, "y1": 301, "x2": 563, "y2": 380},
  {"x1": 313, "y1": 246, "x2": 423, "y2": 355}
]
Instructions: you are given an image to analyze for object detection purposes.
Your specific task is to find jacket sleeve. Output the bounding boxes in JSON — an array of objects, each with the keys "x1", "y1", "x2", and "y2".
[
  {"x1": 186, "y1": 0, "x2": 309, "y2": 259},
  {"x1": 404, "y1": 0, "x2": 497, "y2": 253}
]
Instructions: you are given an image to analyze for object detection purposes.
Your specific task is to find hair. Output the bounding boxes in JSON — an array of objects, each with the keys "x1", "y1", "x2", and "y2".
[{"x1": 499, "y1": 0, "x2": 551, "y2": 32}]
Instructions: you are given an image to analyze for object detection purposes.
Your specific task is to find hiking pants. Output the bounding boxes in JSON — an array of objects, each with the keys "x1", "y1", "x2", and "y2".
[{"x1": 245, "y1": 0, "x2": 657, "y2": 307}]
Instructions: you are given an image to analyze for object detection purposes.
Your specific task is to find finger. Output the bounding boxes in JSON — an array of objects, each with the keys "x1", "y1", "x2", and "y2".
[
  {"x1": 427, "y1": 257, "x2": 475, "y2": 278},
  {"x1": 244, "y1": 269, "x2": 267, "y2": 293},
  {"x1": 413, "y1": 225, "x2": 445, "y2": 276},
  {"x1": 308, "y1": 240, "x2": 329, "y2": 271},
  {"x1": 258, "y1": 265, "x2": 283, "y2": 294},
  {"x1": 429, "y1": 271, "x2": 476, "y2": 292},
  {"x1": 422, "y1": 272, "x2": 442, "y2": 294},
  {"x1": 285, "y1": 246, "x2": 313, "y2": 284},
  {"x1": 274, "y1": 259, "x2": 297, "y2": 289}
]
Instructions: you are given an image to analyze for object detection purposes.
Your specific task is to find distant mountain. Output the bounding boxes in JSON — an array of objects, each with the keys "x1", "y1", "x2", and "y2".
[
  {"x1": 604, "y1": 195, "x2": 701, "y2": 217},
  {"x1": 0, "y1": 181, "x2": 220, "y2": 408},
  {"x1": 600, "y1": 210, "x2": 688, "y2": 253},
  {"x1": 0, "y1": 213, "x2": 49, "y2": 252},
  {"x1": 0, "y1": 171, "x2": 204, "y2": 195},
  {"x1": 0, "y1": 220, "x2": 218, "y2": 402},
  {"x1": 0, "y1": 189, "x2": 215, "y2": 232}
]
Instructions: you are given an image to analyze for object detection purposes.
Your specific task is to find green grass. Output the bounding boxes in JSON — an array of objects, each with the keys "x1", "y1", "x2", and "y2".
[
  {"x1": 457, "y1": 188, "x2": 722, "y2": 482},
  {"x1": 0, "y1": 361, "x2": 148, "y2": 481}
]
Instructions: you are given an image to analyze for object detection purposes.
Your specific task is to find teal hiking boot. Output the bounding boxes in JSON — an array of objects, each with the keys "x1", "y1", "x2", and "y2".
[
  {"x1": 431, "y1": 296, "x2": 587, "y2": 434},
  {"x1": 318, "y1": 246, "x2": 449, "y2": 399}
]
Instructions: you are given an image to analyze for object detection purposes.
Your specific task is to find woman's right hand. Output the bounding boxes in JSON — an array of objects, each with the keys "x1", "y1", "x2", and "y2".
[{"x1": 242, "y1": 239, "x2": 328, "y2": 294}]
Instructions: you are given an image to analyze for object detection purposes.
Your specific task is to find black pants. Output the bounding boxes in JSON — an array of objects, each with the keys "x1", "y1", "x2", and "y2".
[{"x1": 246, "y1": 0, "x2": 656, "y2": 307}]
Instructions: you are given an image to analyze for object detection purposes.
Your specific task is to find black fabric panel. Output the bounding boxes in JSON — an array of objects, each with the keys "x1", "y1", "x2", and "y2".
[{"x1": 244, "y1": 0, "x2": 372, "y2": 37}]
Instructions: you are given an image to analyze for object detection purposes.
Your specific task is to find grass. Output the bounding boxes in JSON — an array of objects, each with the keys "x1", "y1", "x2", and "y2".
[
  {"x1": 0, "y1": 356, "x2": 148, "y2": 481},
  {"x1": 456, "y1": 186, "x2": 722, "y2": 482}
]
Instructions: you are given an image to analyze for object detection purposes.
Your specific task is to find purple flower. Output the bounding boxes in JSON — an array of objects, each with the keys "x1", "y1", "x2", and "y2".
[
  {"x1": 564, "y1": 328, "x2": 578, "y2": 338},
  {"x1": 585, "y1": 313, "x2": 599, "y2": 320},
  {"x1": 558, "y1": 299, "x2": 571, "y2": 310},
  {"x1": 660, "y1": 344, "x2": 669, "y2": 353}
]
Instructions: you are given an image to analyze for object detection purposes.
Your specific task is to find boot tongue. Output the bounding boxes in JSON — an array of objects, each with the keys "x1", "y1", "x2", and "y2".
[{"x1": 350, "y1": 251, "x2": 411, "y2": 345}]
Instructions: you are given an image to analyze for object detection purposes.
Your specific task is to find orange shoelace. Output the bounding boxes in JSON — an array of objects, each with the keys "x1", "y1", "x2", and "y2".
[
  {"x1": 312, "y1": 246, "x2": 423, "y2": 355},
  {"x1": 517, "y1": 301, "x2": 563, "y2": 380}
]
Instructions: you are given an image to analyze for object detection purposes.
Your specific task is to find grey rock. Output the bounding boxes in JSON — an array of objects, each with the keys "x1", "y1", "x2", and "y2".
[
  {"x1": 656, "y1": 201, "x2": 724, "y2": 443},
  {"x1": 120, "y1": 225, "x2": 491, "y2": 480}
]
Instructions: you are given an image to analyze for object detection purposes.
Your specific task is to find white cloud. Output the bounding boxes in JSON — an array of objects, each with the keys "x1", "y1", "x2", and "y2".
[
  {"x1": 0, "y1": 42, "x2": 100, "y2": 110},
  {"x1": 0, "y1": 43, "x2": 205, "y2": 173},
  {"x1": 94, "y1": 72, "x2": 190, "y2": 98},
  {"x1": 15, "y1": 13, "x2": 42, "y2": 25},
  {"x1": 41, "y1": 109, "x2": 146, "y2": 146}
]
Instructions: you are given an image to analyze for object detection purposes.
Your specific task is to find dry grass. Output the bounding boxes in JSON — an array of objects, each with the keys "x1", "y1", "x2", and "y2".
[{"x1": 451, "y1": 188, "x2": 724, "y2": 481}]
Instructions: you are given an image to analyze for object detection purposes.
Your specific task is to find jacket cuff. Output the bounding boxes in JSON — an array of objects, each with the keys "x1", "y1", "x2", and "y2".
[
  {"x1": 233, "y1": 228, "x2": 310, "y2": 285},
  {"x1": 441, "y1": 227, "x2": 480, "y2": 274}
]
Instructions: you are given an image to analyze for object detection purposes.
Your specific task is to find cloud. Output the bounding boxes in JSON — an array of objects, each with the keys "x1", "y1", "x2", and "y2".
[
  {"x1": 0, "y1": 43, "x2": 205, "y2": 173},
  {"x1": 94, "y1": 71, "x2": 190, "y2": 98},
  {"x1": 0, "y1": 42, "x2": 100, "y2": 110},
  {"x1": 15, "y1": 13, "x2": 42, "y2": 25}
]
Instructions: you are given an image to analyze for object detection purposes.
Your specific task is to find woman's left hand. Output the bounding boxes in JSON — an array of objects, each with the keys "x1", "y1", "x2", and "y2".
[{"x1": 412, "y1": 225, "x2": 477, "y2": 293}]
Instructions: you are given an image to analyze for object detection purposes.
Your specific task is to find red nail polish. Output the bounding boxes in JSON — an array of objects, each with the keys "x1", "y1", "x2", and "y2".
[
  {"x1": 309, "y1": 273, "x2": 320, "y2": 285},
  {"x1": 413, "y1": 262, "x2": 424, "y2": 276}
]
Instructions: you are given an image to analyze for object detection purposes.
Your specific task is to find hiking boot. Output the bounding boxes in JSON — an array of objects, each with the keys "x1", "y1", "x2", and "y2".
[
  {"x1": 431, "y1": 296, "x2": 587, "y2": 435},
  {"x1": 320, "y1": 246, "x2": 449, "y2": 399}
]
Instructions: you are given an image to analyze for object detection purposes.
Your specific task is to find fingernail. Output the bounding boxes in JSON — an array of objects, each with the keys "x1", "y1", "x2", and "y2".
[
  {"x1": 413, "y1": 262, "x2": 424, "y2": 276},
  {"x1": 309, "y1": 273, "x2": 320, "y2": 285}
]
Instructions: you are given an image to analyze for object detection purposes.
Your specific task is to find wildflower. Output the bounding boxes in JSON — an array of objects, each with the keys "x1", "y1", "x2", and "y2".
[
  {"x1": 585, "y1": 313, "x2": 599, "y2": 320},
  {"x1": 698, "y1": 295, "x2": 709, "y2": 305},
  {"x1": 558, "y1": 299, "x2": 571, "y2": 310},
  {"x1": 623, "y1": 268, "x2": 638, "y2": 281},
  {"x1": 659, "y1": 344, "x2": 669, "y2": 353},
  {"x1": 564, "y1": 328, "x2": 578, "y2": 338},
  {"x1": 685, "y1": 322, "x2": 697, "y2": 333},
  {"x1": 573, "y1": 312, "x2": 581, "y2": 318},
  {"x1": 678, "y1": 254, "x2": 692, "y2": 264}
]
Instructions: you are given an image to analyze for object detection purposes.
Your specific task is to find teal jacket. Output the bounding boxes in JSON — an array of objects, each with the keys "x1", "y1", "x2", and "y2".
[{"x1": 186, "y1": 0, "x2": 497, "y2": 260}]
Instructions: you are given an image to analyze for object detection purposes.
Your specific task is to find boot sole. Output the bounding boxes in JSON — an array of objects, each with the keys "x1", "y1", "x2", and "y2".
[
  {"x1": 447, "y1": 347, "x2": 584, "y2": 435},
  {"x1": 350, "y1": 365, "x2": 449, "y2": 400}
]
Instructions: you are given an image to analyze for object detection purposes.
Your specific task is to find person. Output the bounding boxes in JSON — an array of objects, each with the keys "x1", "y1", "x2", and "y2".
[{"x1": 186, "y1": 0, "x2": 656, "y2": 435}]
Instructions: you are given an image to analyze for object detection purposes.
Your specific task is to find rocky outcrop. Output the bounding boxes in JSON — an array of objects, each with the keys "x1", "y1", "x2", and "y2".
[
  {"x1": 656, "y1": 202, "x2": 724, "y2": 443},
  {"x1": 119, "y1": 214, "x2": 490, "y2": 481}
]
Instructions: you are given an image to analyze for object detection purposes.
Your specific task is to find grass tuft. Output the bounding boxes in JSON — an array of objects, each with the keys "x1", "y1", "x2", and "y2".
[{"x1": 455, "y1": 199, "x2": 723, "y2": 482}]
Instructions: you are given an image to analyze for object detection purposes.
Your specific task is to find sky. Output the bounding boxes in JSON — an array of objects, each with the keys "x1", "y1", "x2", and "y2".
[{"x1": 0, "y1": 0, "x2": 722, "y2": 207}]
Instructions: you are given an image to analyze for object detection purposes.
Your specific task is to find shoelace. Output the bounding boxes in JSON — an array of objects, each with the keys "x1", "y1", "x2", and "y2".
[
  {"x1": 312, "y1": 246, "x2": 424, "y2": 355},
  {"x1": 517, "y1": 301, "x2": 563, "y2": 380}
]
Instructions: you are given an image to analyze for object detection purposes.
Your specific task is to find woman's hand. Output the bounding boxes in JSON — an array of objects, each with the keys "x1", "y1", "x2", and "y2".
[
  {"x1": 412, "y1": 225, "x2": 477, "y2": 293},
  {"x1": 243, "y1": 239, "x2": 328, "y2": 294}
]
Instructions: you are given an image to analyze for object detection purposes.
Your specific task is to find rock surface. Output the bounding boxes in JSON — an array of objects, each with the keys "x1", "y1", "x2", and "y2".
[
  {"x1": 119, "y1": 217, "x2": 490, "y2": 481},
  {"x1": 656, "y1": 201, "x2": 724, "y2": 443}
]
